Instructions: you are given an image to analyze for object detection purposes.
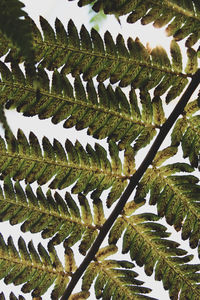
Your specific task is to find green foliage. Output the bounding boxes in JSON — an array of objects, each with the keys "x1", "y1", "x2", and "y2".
[
  {"x1": 109, "y1": 211, "x2": 200, "y2": 299},
  {"x1": 0, "y1": 0, "x2": 33, "y2": 61},
  {"x1": 0, "y1": 176, "x2": 105, "y2": 249},
  {"x1": 82, "y1": 254, "x2": 158, "y2": 300},
  {"x1": 0, "y1": 0, "x2": 199, "y2": 299},
  {"x1": 135, "y1": 159, "x2": 200, "y2": 250},
  {"x1": 0, "y1": 233, "x2": 71, "y2": 299},
  {"x1": 1, "y1": 15, "x2": 197, "y2": 97},
  {"x1": 0, "y1": 129, "x2": 130, "y2": 206},
  {"x1": 0, "y1": 62, "x2": 159, "y2": 151},
  {"x1": 76, "y1": 0, "x2": 200, "y2": 46}
]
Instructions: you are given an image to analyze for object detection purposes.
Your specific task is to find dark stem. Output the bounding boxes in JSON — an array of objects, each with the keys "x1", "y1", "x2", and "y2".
[{"x1": 61, "y1": 69, "x2": 200, "y2": 299}]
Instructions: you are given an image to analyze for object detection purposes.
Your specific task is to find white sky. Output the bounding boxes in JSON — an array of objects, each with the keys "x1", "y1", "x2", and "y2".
[{"x1": 0, "y1": 1, "x2": 199, "y2": 299}]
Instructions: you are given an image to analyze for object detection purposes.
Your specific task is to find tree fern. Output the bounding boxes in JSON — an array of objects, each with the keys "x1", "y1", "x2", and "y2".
[{"x1": 0, "y1": 0, "x2": 200, "y2": 299}]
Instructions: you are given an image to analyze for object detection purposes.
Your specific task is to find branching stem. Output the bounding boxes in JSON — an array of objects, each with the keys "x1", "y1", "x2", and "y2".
[{"x1": 61, "y1": 69, "x2": 200, "y2": 299}]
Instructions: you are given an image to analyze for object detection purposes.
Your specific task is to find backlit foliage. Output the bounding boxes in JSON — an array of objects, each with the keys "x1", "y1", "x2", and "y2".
[{"x1": 0, "y1": 0, "x2": 199, "y2": 299}]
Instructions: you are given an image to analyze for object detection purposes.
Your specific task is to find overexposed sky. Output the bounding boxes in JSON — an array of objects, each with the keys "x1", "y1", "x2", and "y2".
[{"x1": 0, "y1": 1, "x2": 199, "y2": 299}]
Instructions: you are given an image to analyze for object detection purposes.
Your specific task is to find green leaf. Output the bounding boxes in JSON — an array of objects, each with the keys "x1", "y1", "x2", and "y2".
[
  {"x1": 171, "y1": 117, "x2": 188, "y2": 146},
  {"x1": 152, "y1": 96, "x2": 166, "y2": 126},
  {"x1": 82, "y1": 262, "x2": 99, "y2": 291},
  {"x1": 140, "y1": 89, "x2": 153, "y2": 124},
  {"x1": 152, "y1": 146, "x2": 178, "y2": 167},
  {"x1": 55, "y1": 17, "x2": 68, "y2": 44},
  {"x1": 151, "y1": 46, "x2": 171, "y2": 68},
  {"x1": 123, "y1": 146, "x2": 135, "y2": 176},
  {"x1": 40, "y1": 16, "x2": 55, "y2": 42},
  {"x1": 185, "y1": 47, "x2": 198, "y2": 74},
  {"x1": 170, "y1": 40, "x2": 182, "y2": 73},
  {"x1": 108, "y1": 217, "x2": 126, "y2": 245},
  {"x1": 96, "y1": 245, "x2": 118, "y2": 261}
]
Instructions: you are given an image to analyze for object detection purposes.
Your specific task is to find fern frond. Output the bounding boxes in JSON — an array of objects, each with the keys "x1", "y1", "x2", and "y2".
[
  {"x1": 0, "y1": 177, "x2": 106, "y2": 249},
  {"x1": 81, "y1": 245, "x2": 156, "y2": 300},
  {"x1": 59, "y1": 69, "x2": 200, "y2": 299},
  {"x1": 135, "y1": 158, "x2": 200, "y2": 252},
  {"x1": 0, "y1": 233, "x2": 72, "y2": 299},
  {"x1": 109, "y1": 212, "x2": 200, "y2": 299},
  {"x1": 0, "y1": 62, "x2": 158, "y2": 150},
  {"x1": 171, "y1": 97, "x2": 200, "y2": 168},
  {"x1": 1, "y1": 16, "x2": 192, "y2": 101},
  {"x1": 0, "y1": 0, "x2": 33, "y2": 60},
  {"x1": 0, "y1": 1, "x2": 199, "y2": 299},
  {"x1": 0, "y1": 129, "x2": 129, "y2": 206},
  {"x1": 74, "y1": 0, "x2": 200, "y2": 46}
]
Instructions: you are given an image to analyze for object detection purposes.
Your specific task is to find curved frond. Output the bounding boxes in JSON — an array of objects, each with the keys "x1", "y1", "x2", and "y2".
[
  {"x1": 74, "y1": 0, "x2": 200, "y2": 46},
  {"x1": 0, "y1": 130, "x2": 129, "y2": 206},
  {"x1": 0, "y1": 62, "x2": 159, "y2": 150},
  {"x1": 1, "y1": 17, "x2": 192, "y2": 101},
  {"x1": 109, "y1": 212, "x2": 200, "y2": 299},
  {"x1": 0, "y1": 177, "x2": 107, "y2": 249},
  {"x1": 81, "y1": 245, "x2": 156, "y2": 300},
  {"x1": 0, "y1": 233, "x2": 71, "y2": 299},
  {"x1": 135, "y1": 157, "x2": 200, "y2": 252}
]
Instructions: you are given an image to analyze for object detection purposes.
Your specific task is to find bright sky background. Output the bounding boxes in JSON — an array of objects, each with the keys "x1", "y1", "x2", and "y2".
[{"x1": 0, "y1": 1, "x2": 199, "y2": 299}]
